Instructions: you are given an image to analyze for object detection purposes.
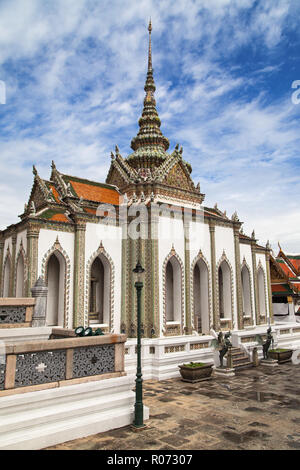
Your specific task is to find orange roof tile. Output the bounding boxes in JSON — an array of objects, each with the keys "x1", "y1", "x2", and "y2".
[
  {"x1": 70, "y1": 180, "x2": 121, "y2": 205},
  {"x1": 50, "y1": 213, "x2": 69, "y2": 223},
  {"x1": 49, "y1": 184, "x2": 61, "y2": 203}
]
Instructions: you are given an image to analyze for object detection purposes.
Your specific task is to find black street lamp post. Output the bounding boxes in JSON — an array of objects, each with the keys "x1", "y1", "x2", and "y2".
[{"x1": 132, "y1": 260, "x2": 145, "y2": 428}]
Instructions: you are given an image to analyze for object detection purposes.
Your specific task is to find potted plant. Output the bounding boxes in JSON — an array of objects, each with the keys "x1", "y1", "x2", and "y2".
[
  {"x1": 268, "y1": 348, "x2": 293, "y2": 363},
  {"x1": 178, "y1": 362, "x2": 214, "y2": 383}
]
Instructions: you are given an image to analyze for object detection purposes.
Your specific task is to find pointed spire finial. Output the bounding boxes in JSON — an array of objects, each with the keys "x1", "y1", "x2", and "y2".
[{"x1": 148, "y1": 19, "x2": 152, "y2": 72}]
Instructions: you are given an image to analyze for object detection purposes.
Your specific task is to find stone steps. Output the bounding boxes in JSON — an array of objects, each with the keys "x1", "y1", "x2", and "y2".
[{"x1": 227, "y1": 347, "x2": 253, "y2": 371}]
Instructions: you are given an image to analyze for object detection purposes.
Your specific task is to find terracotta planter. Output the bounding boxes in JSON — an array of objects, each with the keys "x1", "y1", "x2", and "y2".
[
  {"x1": 178, "y1": 363, "x2": 213, "y2": 383},
  {"x1": 268, "y1": 349, "x2": 293, "y2": 363}
]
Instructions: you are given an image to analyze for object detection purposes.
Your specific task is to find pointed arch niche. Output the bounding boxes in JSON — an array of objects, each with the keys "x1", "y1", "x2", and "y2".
[
  {"x1": 85, "y1": 243, "x2": 115, "y2": 331},
  {"x1": 15, "y1": 243, "x2": 27, "y2": 297},
  {"x1": 191, "y1": 251, "x2": 211, "y2": 334},
  {"x1": 2, "y1": 249, "x2": 12, "y2": 297},
  {"x1": 41, "y1": 238, "x2": 71, "y2": 328},
  {"x1": 217, "y1": 253, "x2": 234, "y2": 327},
  {"x1": 241, "y1": 259, "x2": 253, "y2": 321},
  {"x1": 162, "y1": 248, "x2": 184, "y2": 336},
  {"x1": 257, "y1": 262, "x2": 267, "y2": 318}
]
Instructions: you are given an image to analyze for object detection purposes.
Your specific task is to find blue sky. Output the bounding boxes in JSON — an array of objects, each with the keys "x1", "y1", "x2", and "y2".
[{"x1": 0, "y1": 0, "x2": 300, "y2": 253}]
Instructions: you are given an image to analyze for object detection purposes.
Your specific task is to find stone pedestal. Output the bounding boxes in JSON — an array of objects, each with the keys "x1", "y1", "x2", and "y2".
[
  {"x1": 31, "y1": 277, "x2": 48, "y2": 327},
  {"x1": 260, "y1": 359, "x2": 278, "y2": 368},
  {"x1": 214, "y1": 367, "x2": 235, "y2": 377},
  {"x1": 252, "y1": 347, "x2": 259, "y2": 367}
]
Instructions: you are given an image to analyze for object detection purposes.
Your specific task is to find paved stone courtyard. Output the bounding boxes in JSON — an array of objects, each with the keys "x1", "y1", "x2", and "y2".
[{"x1": 46, "y1": 363, "x2": 300, "y2": 451}]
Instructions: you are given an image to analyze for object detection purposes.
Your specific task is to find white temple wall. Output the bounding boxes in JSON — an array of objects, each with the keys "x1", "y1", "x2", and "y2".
[
  {"x1": 240, "y1": 243, "x2": 256, "y2": 323},
  {"x1": 158, "y1": 216, "x2": 185, "y2": 336},
  {"x1": 214, "y1": 226, "x2": 237, "y2": 328},
  {"x1": 189, "y1": 221, "x2": 211, "y2": 266},
  {"x1": 3, "y1": 237, "x2": 12, "y2": 260},
  {"x1": 85, "y1": 222, "x2": 122, "y2": 333},
  {"x1": 255, "y1": 253, "x2": 270, "y2": 319},
  {"x1": 16, "y1": 230, "x2": 27, "y2": 255},
  {"x1": 38, "y1": 229, "x2": 75, "y2": 328}
]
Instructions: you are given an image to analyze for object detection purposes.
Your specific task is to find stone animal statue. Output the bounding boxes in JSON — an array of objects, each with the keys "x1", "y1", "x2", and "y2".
[
  {"x1": 211, "y1": 331, "x2": 232, "y2": 367},
  {"x1": 256, "y1": 327, "x2": 274, "y2": 359}
]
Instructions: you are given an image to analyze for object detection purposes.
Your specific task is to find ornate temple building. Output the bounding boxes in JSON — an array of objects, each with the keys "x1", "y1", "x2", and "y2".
[
  {"x1": 0, "y1": 22, "x2": 274, "y2": 339},
  {"x1": 270, "y1": 245, "x2": 300, "y2": 318}
]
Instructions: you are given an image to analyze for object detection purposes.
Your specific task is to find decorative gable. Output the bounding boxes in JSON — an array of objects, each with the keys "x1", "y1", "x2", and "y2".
[{"x1": 163, "y1": 162, "x2": 194, "y2": 190}]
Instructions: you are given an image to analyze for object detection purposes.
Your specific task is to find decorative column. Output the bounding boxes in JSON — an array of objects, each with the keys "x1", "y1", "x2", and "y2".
[
  {"x1": 10, "y1": 233, "x2": 17, "y2": 297},
  {"x1": 73, "y1": 219, "x2": 86, "y2": 327},
  {"x1": 209, "y1": 222, "x2": 219, "y2": 331},
  {"x1": 0, "y1": 237, "x2": 4, "y2": 297},
  {"x1": 251, "y1": 235, "x2": 259, "y2": 326},
  {"x1": 233, "y1": 224, "x2": 244, "y2": 330},
  {"x1": 31, "y1": 276, "x2": 48, "y2": 327},
  {"x1": 26, "y1": 224, "x2": 40, "y2": 297},
  {"x1": 184, "y1": 220, "x2": 192, "y2": 334},
  {"x1": 265, "y1": 242, "x2": 274, "y2": 325}
]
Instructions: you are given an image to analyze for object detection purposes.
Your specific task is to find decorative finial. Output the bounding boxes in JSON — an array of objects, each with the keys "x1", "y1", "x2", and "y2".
[
  {"x1": 51, "y1": 160, "x2": 56, "y2": 170},
  {"x1": 179, "y1": 146, "x2": 183, "y2": 154},
  {"x1": 32, "y1": 165, "x2": 37, "y2": 176},
  {"x1": 252, "y1": 230, "x2": 256, "y2": 239},
  {"x1": 278, "y1": 241, "x2": 281, "y2": 251},
  {"x1": 111, "y1": 152, "x2": 115, "y2": 160},
  {"x1": 115, "y1": 145, "x2": 119, "y2": 154},
  {"x1": 175, "y1": 143, "x2": 179, "y2": 151},
  {"x1": 266, "y1": 240, "x2": 271, "y2": 250},
  {"x1": 231, "y1": 211, "x2": 239, "y2": 222},
  {"x1": 148, "y1": 19, "x2": 152, "y2": 72}
]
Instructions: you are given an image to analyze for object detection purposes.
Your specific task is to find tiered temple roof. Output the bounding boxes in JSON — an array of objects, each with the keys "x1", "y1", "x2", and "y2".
[{"x1": 270, "y1": 246, "x2": 300, "y2": 309}]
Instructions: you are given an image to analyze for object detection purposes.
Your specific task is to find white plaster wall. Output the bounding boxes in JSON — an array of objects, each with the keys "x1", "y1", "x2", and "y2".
[
  {"x1": 38, "y1": 229, "x2": 75, "y2": 328},
  {"x1": 189, "y1": 221, "x2": 211, "y2": 331},
  {"x1": 16, "y1": 230, "x2": 27, "y2": 256},
  {"x1": 85, "y1": 222, "x2": 122, "y2": 333},
  {"x1": 3, "y1": 237, "x2": 12, "y2": 263},
  {"x1": 158, "y1": 216, "x2": 185, "y2": 336},
  {"x1": 240, "y1": 243, "x2": 256, "y2": 325},
  {"x1": 214, "y1": 225, "x2": 237, "y2": 329},
  {"x1": 256, "y1": 252, "x2": 270, "y2": 319}
]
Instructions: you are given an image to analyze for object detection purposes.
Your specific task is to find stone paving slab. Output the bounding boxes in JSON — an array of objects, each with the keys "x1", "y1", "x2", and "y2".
[{"x1": 46, "y1": 363, "x2": 300, "y2": 451}]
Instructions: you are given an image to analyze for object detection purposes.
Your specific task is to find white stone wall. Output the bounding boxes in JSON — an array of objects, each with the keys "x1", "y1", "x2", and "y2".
[
  {"x1": 256, "y1": 252, "x2": 270, "y2": 319},
  {"x1": 240, "y1": 243, "x2": 256, "y2": 325},
  {"x1": 158, "y1": 215, "x2": 185, "y2": 336},
  {"x1": 214, "y1": 225, "x2": 237, "y2": 328},
  {"x1": 85, "y1": 222, "x2": 122, "y2": 333},
  {"x1": 38, "y1": 229, "x2": 75, "y2": 328}
]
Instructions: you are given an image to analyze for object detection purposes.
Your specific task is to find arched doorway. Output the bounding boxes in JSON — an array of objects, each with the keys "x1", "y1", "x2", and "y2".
[
  {"x1": 16, "y1": 254, "x2": 25, "y2": 297},
  {"x1": 165, "y1": 256, "x2": 182, "y2": 324},
  {"x1": 89, "y1": 254, "x2": 111, "y2": 325},
  {"x1": 257, "y1": 267, "x2": 266, "y2": 316},
  {"x1": 241, "y1": 265, "x2": 252, "y2": 317},
  {"x1": 218, "y1": 260, "x2": 232, "y2": 319},
  {"x1": 45, "y1": 251, "x2": 66, "y2": 326},
  {"x1": 193, "y1": 258, "x2": 209, "y2": 334},
  {"x1": 3, "y1": 256, "x2": 11, "y2": 297}
]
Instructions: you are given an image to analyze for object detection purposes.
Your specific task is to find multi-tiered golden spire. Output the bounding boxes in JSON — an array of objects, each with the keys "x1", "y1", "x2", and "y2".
[{"x1": 129, "y1": 20, "x2": 169, "y2": 165}]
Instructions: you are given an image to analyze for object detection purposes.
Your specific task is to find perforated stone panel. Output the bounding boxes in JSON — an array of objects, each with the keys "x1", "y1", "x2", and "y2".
[
  {"x1": 14, "y1": 350, "x2": 66, "y2": 387},
  {"x1": 0, "y1": 306, "x2": 26, "y2": 324},
  {"x1": 72, "y1": 344, "x2": 115, "y2": 378}
]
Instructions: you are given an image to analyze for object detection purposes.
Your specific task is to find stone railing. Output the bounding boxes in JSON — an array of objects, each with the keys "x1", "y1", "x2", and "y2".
[
  {"x1": 0, "y1": 333, "x2": 126, "y2": 396},
  {"x1": 0, "y1": 298, "x2": 35, "y2": 328}
]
